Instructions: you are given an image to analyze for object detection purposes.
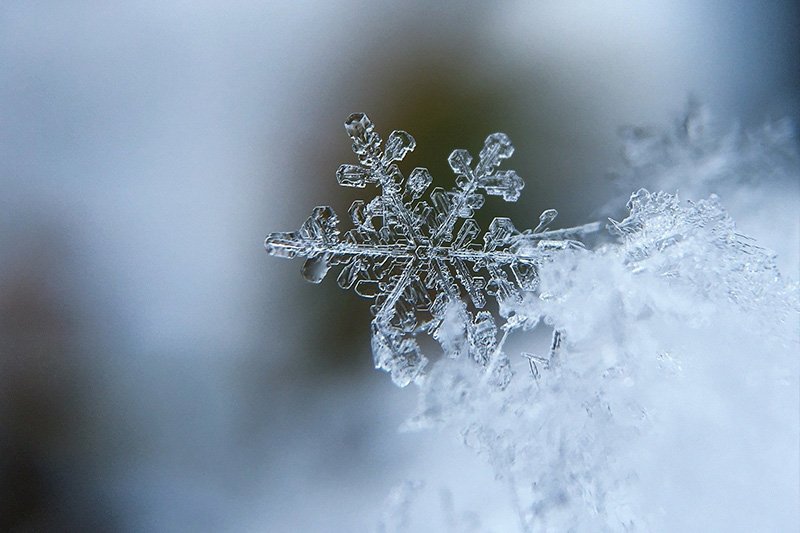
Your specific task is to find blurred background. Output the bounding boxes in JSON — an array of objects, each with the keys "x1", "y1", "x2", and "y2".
[{"x1": 1, "y1": 1, "x2": 798, "y2": 530}]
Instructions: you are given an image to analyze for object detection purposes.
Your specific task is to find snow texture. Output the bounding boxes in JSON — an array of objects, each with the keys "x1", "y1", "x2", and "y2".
[
  {"x1": 407, "y1": 187, "x2": 798, "y2": 530},
  {"x1": 265, "y1": 109, "x2": 799, "y2": 531}
]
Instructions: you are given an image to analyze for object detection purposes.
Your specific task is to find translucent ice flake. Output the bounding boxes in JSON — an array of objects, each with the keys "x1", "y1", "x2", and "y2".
[{"x1": 265, "y1": 113, "x2": 601, "y2": 386}]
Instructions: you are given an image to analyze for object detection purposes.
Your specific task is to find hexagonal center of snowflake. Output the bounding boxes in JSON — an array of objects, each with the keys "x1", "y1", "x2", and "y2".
[
  {"x1": 414, "y1": 246, "x2": 431, "y2": 261},
  {"x1": 414, "y1": 245, "x2": 430, "y2": 260}
]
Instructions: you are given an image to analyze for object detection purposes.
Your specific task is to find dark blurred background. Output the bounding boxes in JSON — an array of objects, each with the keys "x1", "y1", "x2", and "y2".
[{"x1": 1, "y1": 1, "x2": 798, "y2": 530}]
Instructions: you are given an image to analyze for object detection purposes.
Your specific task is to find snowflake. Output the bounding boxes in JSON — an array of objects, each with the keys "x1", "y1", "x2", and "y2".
[{"x1": 265, "y1": 113, "x2": 600, "y2": 386}]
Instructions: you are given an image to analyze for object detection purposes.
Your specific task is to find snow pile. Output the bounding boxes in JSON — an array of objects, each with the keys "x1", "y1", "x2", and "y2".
[{"x1": 403, "y1": 114, "x2": 799, "y2": 531}]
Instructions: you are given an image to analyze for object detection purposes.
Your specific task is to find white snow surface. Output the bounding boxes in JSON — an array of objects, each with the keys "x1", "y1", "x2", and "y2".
[{"x1": 389, "y1": 110, "x2": 800, "y2": 531}]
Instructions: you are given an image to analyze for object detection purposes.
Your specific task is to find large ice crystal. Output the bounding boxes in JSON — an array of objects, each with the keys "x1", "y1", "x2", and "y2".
[{"x1": 265, "y1": 113, "x2": 600, "y2": 386}]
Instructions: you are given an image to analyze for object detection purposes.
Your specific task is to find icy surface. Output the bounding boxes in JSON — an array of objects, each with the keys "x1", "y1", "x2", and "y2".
[{"x1": 266, "y1": 113, "x2": 600, "y2": 386}]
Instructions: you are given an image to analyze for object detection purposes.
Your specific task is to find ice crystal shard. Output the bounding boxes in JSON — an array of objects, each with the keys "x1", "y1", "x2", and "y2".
[{"x1": 265, "y1": 113, "x2": 600, "y2": 386}]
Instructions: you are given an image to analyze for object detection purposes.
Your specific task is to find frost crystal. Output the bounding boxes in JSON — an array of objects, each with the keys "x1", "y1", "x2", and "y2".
[
  {"x1": 609, "y1": 188, "x2": 798, "y2": 327},
  {"x1": 265, "y1": 113, "x2": 600, "y2": 386}
]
